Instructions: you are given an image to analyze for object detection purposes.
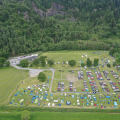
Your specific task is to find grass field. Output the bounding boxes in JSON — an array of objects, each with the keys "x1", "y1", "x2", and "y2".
[
  {"x1": 0, "y1": 67, "x2": 28, "y2": 105},
  {"x1": 1, "y1": 112, "x2": 120, "y2": 120}
]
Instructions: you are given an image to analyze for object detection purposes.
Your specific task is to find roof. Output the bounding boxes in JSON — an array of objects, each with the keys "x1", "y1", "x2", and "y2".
[{"x1": 25, "y1": 56, "x2": 38, "y2": 61}]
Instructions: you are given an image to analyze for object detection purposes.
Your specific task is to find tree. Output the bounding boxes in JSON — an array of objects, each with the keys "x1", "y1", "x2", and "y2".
[
  {"x1": 116, "y1": 58, "x2": 120, "y2": 65},
  {"x1": 39, "y1": 56, "x2": 46, "y2": 67},
  {"x1": 20, "y1": 59, "x2": 29, "y2": 67},
  {"x1": 86, "y1": 58, "x2": 92, "y2": 67},
  {"x1": 38, "y1": 72, "x2": 46, "y2": 82},
  {"x1": 0, "y1": 57, "x2": 6, "y2": 67},
  {"x1": 5, "y1": 61, "x2": 10, "y2": 67},
  {"x1": 68, "y1": 60, "x2": 76, "y2": 67},
  {"x1": 113, "y1": 52, "x2": 118, "y2": 59},
  {"x1": 32, "y1": 58, "x2": 39, "y2": 66},
  {"x1": 21, "y1": 110, "x2": 30, "y2": 120},
  {"x1": 107, "y1": 63, "x2": 111, "y2": 68},
  {"x1": 48, "y1": 59, "x2": 54, "y2": 66},
  {"x1": 113, "y1": 62, "x2": 117, "y2": 67},
  {"x1": 94, "y1": 58, "x2": 99, "y2": 67},
  {"x1": 81, "y1": 63, "x2": 85, "y2": 67}
]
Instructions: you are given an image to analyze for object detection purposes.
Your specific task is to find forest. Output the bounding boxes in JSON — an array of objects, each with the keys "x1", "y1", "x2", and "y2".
[{"x1": 0, "y1": 0, "x2": 120, "y2": 57}]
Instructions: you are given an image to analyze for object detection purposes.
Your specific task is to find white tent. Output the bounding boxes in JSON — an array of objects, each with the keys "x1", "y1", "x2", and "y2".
[
  {"x1": 52, "y1": 103, "x2": 55, "y2": 106},
  {"x1": 48, "y1": 103, "x2": 50, "y2": 106},
  {"x1": 77, "y1": 103, "x2": 80, "y2": 105}
]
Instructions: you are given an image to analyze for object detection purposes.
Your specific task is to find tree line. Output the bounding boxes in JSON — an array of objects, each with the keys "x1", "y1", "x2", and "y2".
[{"x1": 0, "y1": 0, "x2": 120, "y2": 56}]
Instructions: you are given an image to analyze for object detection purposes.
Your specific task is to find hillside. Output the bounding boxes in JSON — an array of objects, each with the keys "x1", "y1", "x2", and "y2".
[{"x1": 0, "y1": 0, "x2": 120, "y2": 56}]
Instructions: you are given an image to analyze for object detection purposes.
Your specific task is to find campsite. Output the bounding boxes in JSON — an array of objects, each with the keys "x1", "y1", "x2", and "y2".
[{"x1": 2, "y1": 50, "x2": 119, "y2": 109}]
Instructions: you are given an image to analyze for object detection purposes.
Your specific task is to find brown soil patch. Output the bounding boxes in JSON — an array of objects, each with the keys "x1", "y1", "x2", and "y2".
[{"x1": 66, "y1": 73, "x2": 77, "y2": 82}]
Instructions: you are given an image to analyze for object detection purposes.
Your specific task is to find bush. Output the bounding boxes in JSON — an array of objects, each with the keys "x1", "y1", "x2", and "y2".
[
  {"x1": 21, "y1": 110, "x2": 30, "y2": 120},
  {"x1": 107, "y1": 63, "x2": 111, "y2": 68},
  {"x1": 38, "y1": 72, "x2": 46, "y2": 82},
  {"x1": 20, "y1": 59, "x2": 29, "y2": 67},
  {"x1": 113, "y1": 62, "x2": 117, "y2": 67},
  {"x1": 68, "y1": 60, "x2": 76, "y2": 67},
  {"x1": 5, "y1": 61, "x2": 10, "y2": 67},
  {"x1": 81, "y1": 63, "x2": 85, "y2": 67}
]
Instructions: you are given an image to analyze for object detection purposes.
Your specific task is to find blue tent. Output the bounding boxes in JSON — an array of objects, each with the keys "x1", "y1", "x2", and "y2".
[
  {"x1": 10, "y1": 102, "x2": 12, "y2": 104},
  {"x1": 84, "y1": 97, "x2": 87, "y2": 99},
  {"x1": 30, "y1": 93, "x2": 33, "y2": 95},
  {"x1": 44, "y1": 97, "x2": 47, "y2": 99},
  {"x1": 106, "y1": 96, "x2": 110, "y2": 98},
  {"x1": 108, "y1": 102, "x2": 110, "y2": 104},
  {"x1": 58, "y1": 104, "x2": 61, "y2": 106},
  {"x1": 104, "y1": 106, "x2": 106, "y2": 108},
  {"x1": 114, "y1": 102, "x2": 118, "y2": 106},
  {"x1": 45, "y1": 94, "x2": 48, "y2": 96},
  {"x1": 31, "y1": 90, "x2": 33, "y2": 92},
  {"x1": 33, "y1": 96, "x2": 36, "y2": 99},
  {"x1": 66, "y1": 101, "x2": 71, "y2": 105},
  {"x1": 17, "y1": 92, "x2": 19, "y2": 94},
  {"x1": 72, "y1": 95, "x2": 74, "y2": 98},
  {"x1": 36, "y1": 96, "x2": 38, "y2": 98},
  {"x1": 50, "y1": 94, "x2": 53, "y2": 96},
  {"x1": 114, "y1": 106, "x2": 117, "y2": 108},
  {"x1": 21, "y1": 103, "x2": 23, "y2": 105},
  {"x1": 94, "y1": 98, "x2": 97, "y2": 101},
  {"x1": 14, "y1": 94, "x2": 17, "y2": 96}
]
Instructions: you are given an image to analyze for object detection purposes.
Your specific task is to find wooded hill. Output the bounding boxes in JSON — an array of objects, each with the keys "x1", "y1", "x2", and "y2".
[{"x1": 0, "y1": 0, "x2": 120, "y2": 56}]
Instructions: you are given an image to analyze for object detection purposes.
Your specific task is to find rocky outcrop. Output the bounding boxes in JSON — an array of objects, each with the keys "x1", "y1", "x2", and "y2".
[
  {"x1": 18, "y1": 11, "x2": 29, "y2": 20},
  {"x1": 32, "y1": 2, "x2": 66, "y2": 17}
]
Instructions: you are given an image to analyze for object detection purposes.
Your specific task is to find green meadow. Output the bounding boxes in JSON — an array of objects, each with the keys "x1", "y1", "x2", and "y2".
[
  {"x1": 0, "y1": 67, "x2": 28, "y2": 105},
  {"x1": 0, "y1": 112, "x2": 120, "y2": 120}
]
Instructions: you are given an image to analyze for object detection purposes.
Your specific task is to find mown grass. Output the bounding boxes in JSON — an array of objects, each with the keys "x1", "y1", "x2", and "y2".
[
  {"x1": 1, "y1": 112, "x2": 120, "y2": 120},
  {"x1": 0, "y1": 67, "x2": 28, "y2": 105}
]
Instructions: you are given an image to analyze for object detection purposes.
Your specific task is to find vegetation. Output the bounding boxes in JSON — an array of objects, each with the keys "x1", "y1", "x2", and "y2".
[
  {"x1": 5, "y1": 61, "x2": 10, "y2": 67},
  {"x1": 0, "y1": 0, "x2": 120, "y2": 56},
  {"x1": 32, "y1": 58, "x2": 39, "y2": 66},
  {"x1": 0, "y1": 67, "x2": 27, "y2": 104},
  {"x1": 86, "y1": 58, "x2": 92, "y2": 67},
  {"x1": 21, "y1": 110, "x2": 30, "y2": 120},
  {"x1": 94, "y1": 58, "x2": 99, "y2": 67},
  {"x1": 107, "y1": 63, "x2": 111, "y2": 68},
  {"x1": 1, "y1": 111, "x2": 120, "y2": 120},
  {"x1": 113, "y1": 62, "x2": 117, "y2": 67},
  {"x1": 48, "y1": 59, "x2": 54, "y2": 66},
  {"x1": 39, "y1": 56, "x2": 46, "y2": 67},
  {"x1": 0, "y1": 57, "x2": 6, "y2": 67},
  {"x1": 81, "y1": 63, "x2": 85, "y2": 67},
  {"x1": 20, "y1": 59, "x2": 29, "y2": 67},
  {"x1": 68, "y1": 60, "x2": 76, "y2": 67},
  {"x1": 38, "y1": 72, "x2": 46, "y2": 82}
]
